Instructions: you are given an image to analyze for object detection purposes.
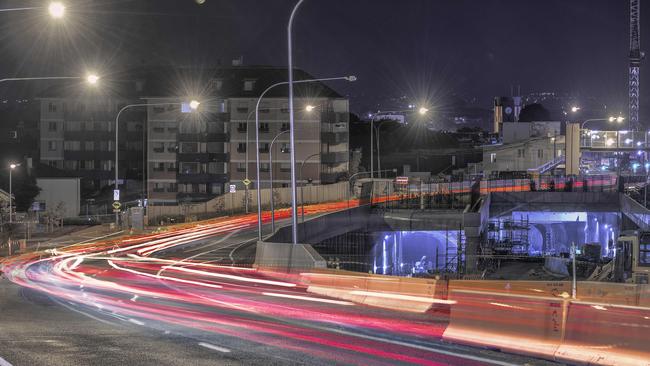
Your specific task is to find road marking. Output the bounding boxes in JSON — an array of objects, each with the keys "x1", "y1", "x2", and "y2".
[
  {"x1": 128, "y1": 318, "x2": 145, "y2": 326},
  {"x1": 198, "y1": 342, "x2": 231, "y2": 353},
  {"x1": 262, "y1": 292, "x2": 355, "y2": 306},
  {"x1": 323, "y1": 327, "x2": 520, "y2": 366},
  {"x1": 0, "y1": 356, "x2": 13, "y2": 366}
]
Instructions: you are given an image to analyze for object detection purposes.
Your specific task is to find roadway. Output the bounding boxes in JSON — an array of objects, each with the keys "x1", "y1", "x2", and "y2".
[{"x1": 0, "y1": 203, "x2": 561, "y2": 365}]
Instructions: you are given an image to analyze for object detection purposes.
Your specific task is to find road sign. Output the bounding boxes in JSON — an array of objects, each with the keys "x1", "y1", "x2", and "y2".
[
  {"x1": 229, "y1": 184, "x2": 237, "y2": 193},
  {"x1": 112, "y1": 201, "x2": 122, "y2": 210},
  {"x1": 242, "y1": 178, "x2": 252, "y2": 186},
  {"x1": 396, "y1": 176, "x2": 409, "y2": 185},
  {"x1": 113, "y1": 189, "x2": 120, "y2": 201}
]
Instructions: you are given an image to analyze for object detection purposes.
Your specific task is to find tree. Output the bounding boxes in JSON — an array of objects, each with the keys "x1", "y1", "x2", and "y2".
[
  {"x1": 518, "y1": 103, "x2": 551, "y2": 122},
  {"x1": 13, "y1": 174, "x2": 40, "y2": 211}
]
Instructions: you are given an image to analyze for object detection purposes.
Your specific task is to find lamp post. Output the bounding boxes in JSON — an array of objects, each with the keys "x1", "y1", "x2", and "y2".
[
  {"x1": 8, "y1": 163, "x2": 19, "y2": 223},
  {"x1": 113, "y1": 100, "x2": 199, "y2": 225},
  {"x1": 0, "y1": 2, "x2": 65, "y2": 18},
  {"x1": 580, "y1": 116, "x2": 625, "y2": 129},
  {"x1": 267, "y1": 104, "x2": 319, "y2": 232},
  {"x1": 299, "y1": 153, "x2": 320, "y2": 228},
  {"x1": 371, "y1": 107, "x2": 429, "y2": 178},
  {"x1": 253, "y1": 76, "x2": 355, "y2": 241}
]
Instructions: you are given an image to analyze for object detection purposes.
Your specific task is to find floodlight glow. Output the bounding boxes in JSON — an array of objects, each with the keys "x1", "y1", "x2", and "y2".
[
  {"x1": 189, "y1": 100, "x2": 200, "y2": 110},
  {"x1": 86, "y1": 74, "x2": 99, "y2": 85},
  {"x1": 571, "y1": 106, "x2": 580, "y2": 113},
  {"x1": 305, "y1": 105, "x2": 315, "y2": 112},
  {"x1": 418, "y1": 107, "x2": 429, "y2": 115}
]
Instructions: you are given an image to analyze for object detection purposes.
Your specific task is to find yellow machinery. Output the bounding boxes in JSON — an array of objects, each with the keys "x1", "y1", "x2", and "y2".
[{"x1": 615, "y1": 231, "x2": 650, "y2": 284}]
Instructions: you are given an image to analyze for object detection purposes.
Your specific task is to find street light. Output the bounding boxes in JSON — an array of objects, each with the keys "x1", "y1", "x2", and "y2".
[
  {"x1": 571, "y1": 106, "x2": 581, "y2": 113},
  {"x1": 113, "y1": 100, "x2": 199, "y2": 225},
  {"x1": 253, "y1": 75, "x2": 356, "y2": 242},
  {"x1": 299, "y1": 152, "x2": 320, "y2": 235},
  {"x1": 8, "y1": 163, "x2": 20, "y2": 223},
  {"x1": 0, "y1": 74, "x2": 100, "y2": 85},
  {"x1": 370, "y1": 106, "x2": 429, "y2": 178},
  {"x1": 305, "y1": 104, "x2": 315, "y2": 112},
  {"x1": 581, "y1": 116, "x2": 625, "y2": 129},
  {"x1": 48, "y1": 2, "x2": 65, "y2": 18},
  {"x1": 189, "y1": 100, "x2": 200, "y2": 110}
]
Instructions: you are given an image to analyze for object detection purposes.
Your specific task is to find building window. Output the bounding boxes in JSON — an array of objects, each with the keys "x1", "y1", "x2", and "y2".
[
  {"x1": 281, "y1": 143, "x2": 290, "y2": 153},
  {"x1": 280, "y1": 163, "x2": 291, "y2": 172},
  {"x1": 82, "y1": 160, "x2": 95, "y2": 170},
  {"x1": 259, "y1": 123, "x2": 269, "y2": 132},
  {"x1": 64, "y1": 141, "x2": 81, "y2": 151},
  {"x1": 153, "y1": 127, "x2": 165, "y2": 133},
  {"x1": 236, "y1": 163, "x2": 246, "y2": 172},
  {"x1": 280, "y1": 106, "x2": 289, "y2": 114},
  {"x1": 152, "y1": 142, "x2": 164, "y2": 153},
  {"x1": 180, "y1": 162, "x2": 200, "y2": 174},
  {"x1": 167, "y1": 143, "x2": 177, "y2": 153},
  {"x1": 168, "y1": 127, "x2": 179, "y2": 134},
  {"x1": 100, "y1": 160, "x2": 112, "y2": 171},
  {"x1": 153, "y1": 183, "x2": 165, "y2": 193},
  {"x1": 48, "y1": 122, "x2": 57, "y2": 132},
  {"x1": 180, "y1": 142, "x2": 199, "y2": 153},
  {"x1": 490, "y1": 153, "x2": 496, "y2": 163},
  {"x1": 153, "y1": 162, "x2": 165, "y2": 172},
  {"x1": 211, "y1": 78, "x2": 223, "y2": 91},
  {"x1": 85, "y1": 141, "x2": 95, "y2": 151},
  {"x1": 259, "y1": 143, "x2": 269, "y2": 153},
  {"x1": 167, "y1": 162, "x2": 177, "y2": 172},
  {"x1": 48, "y1": 102, "x2": 57, "y2": 113},
  {"x1": 280, "y1": 122, "x2": 290, "y2": 131},
  {"x1": 260, "y1": 163, "x2": 270, "y2": 172},
  {"x1": 198, "y1": 184, "x2": 207, "y2": 193},
  {"x1": 237, "y1": 143, "x2": 247, "y2": 153},
  {"x1": 167, "y1": 183, "x2": 178, "y2": 193},
  {"x1": 259, "y1": 108, "x2": 270, "y2": 114},
  {"x1": 517, "y1": 149, "x2": 525, "y2": 158},
  {"x1": 639, "y1": 243, "x2": 650, "y2": 267},
  {"x1": 557, "y1": 149, "x2": 563, "y2": 158},
  {"x1": 153, "y1": 106, "x2": 165, "y2": 114},
  {"x1": 236, "y1": 102, "x2": 249, "y2": 114},
  {"x1": 64, "y1": 160, "x2": 78, "y2": 170},
  {"x1": 537, "y1": 149, "x2": 543, "y2": 159},
  {"x1": 237, "y1": 122, "x2": 247, "y2": 132},
  {"x1": 48, "y1": 141, "x2": 57, "y2": 151},
  {"x1": 243, "y1": 80, "x2": 256, "y2": 91}
]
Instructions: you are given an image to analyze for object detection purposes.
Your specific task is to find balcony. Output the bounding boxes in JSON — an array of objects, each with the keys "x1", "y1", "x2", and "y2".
[
  {"x1": 177, "y1": 132, "x2": 229, "y2": 142},
  {"x1": 64, "y1": 130, "x2": 112, "y2": 140},
  {"x1": 321, "y1": 151, "x2": 348, "y2": 164},
  {"x1": 237, "y1": 147, "x2": 247, "y2": 153},
  {"x1": 177, "y1": 173, "x2": 228, "y2": 184},
  {"x1": 177, "y1": 152, "x2": 229, "y2": 163},
  {"x1": 64, "y1": 150, "x2": 113, "y2": 161},
  {"x1": 321, "y1": 132, "x2": 348, "y2": 145}
]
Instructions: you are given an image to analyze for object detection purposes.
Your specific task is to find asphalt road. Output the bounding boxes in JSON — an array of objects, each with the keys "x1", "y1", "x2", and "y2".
[{"x1": 0, "y1": 208, "x2": 564, "y2": 366}]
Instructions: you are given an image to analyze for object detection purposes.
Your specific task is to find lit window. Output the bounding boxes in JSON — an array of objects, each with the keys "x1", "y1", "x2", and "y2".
[
  {"x1": 244, "y1": 80, "x2": 255, "y2": 91},
  {"x1": 490, "y1": 153, "x2": 497, "y2": 163}
]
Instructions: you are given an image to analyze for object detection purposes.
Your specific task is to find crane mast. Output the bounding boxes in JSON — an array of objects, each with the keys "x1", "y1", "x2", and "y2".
[{"x1": 630, "y1": 0, "x2": 643, "y2": 131}]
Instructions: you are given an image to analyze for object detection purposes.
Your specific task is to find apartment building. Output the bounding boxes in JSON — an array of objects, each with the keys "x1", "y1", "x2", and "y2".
[{"x1": 39, "y1": 65, "x2": 350, "y2": 205}]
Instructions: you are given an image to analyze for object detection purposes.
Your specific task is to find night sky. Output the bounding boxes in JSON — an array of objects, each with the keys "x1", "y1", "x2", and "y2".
[{"x1": 0, "y1": 0, "x2": 643, "y2": 116}]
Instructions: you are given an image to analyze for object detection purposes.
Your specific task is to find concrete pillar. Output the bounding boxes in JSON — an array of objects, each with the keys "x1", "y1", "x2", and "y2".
[
  {"x1": 565, "y1": 122, "x2": 581, "y2": 176},
  {"x1": 465, "y1": 235, "x2": 480, "y2": 273}
]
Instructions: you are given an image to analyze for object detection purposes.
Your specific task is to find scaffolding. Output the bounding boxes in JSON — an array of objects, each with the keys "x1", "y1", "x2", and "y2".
[{"x1": 486, "y1": 216, "x2": 531, "y2": 255}]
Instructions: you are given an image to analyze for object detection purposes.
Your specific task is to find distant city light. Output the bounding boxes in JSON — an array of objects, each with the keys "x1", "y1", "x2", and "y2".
[{"x1": 48, "y1": 2, "x2": 65, "y2": 18}]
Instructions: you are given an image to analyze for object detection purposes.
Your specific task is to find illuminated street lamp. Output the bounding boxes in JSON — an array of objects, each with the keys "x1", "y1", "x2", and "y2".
[
  {"x1": 571, "y1": 106, "x2": 581, "y2": 113},
  {"x1": 113, "y1": 100, "x2": 200, "y2": 225},
  {"x1": 253, "y1": 75, "x2": 356, "y2": 241},
  {"x1": 581, "y1": 116, "x2": 625, "y2": 129},
  {"x1": 305, "y1": 104, "x2": 316, "y2": 112},
  {"x1": 48, "y1": 2, "x2": 65, "y2": 18},
  {"x1": 8, "y1": 163, "x2": 20, "y2": 223},
  {"x1": 371, "y1": 106, "x2": 430, "y2": 178}
]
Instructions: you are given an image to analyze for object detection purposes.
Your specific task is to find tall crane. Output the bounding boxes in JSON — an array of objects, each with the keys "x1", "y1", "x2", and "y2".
[{"x1": 630, "y1": 0, "x2": 643, "y2": 131}]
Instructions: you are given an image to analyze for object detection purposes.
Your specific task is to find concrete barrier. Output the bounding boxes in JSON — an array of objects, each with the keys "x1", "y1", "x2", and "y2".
[
  {"x1": 302, "y1": 272, "x2": 449, "y2": 313},
  {"x1": 253, "y1": 241, "x2": 327, "y2": 270},
  {"x1": 555, "y1": 301, "x2": 650, "y2": 366},
  {"x1": 577, "y1": 282, "x2": 639, "y2": 306},
  {"x1": 443, "y1": 289, "x2": 568, "y2": 360},
  {"x1": 448, "y1": 280, "x2": 572, "y2": 298}
]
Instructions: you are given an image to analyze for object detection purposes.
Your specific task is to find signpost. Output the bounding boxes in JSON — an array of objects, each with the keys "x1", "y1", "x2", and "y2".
[
  {"x1": 396, "y1": 176, "x2": 409, "y2": 185},
  {"x1": 242, "y1": 178, "x2": 251, "y2": 186},
  {"x1": 113, "y1": 189, "x2": 120, "y2": 201},
  {"x1": 229, "y1": 184, "x2": 237, "y2": 193}
]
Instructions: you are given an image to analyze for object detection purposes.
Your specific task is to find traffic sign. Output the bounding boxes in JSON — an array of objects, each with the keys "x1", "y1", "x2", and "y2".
[
  {"x1": 229, "y1": 184, "x2": 237, "y2": 193},
  {"x1": 112, "y1": 201, "x2": 122, "y2": 210},
  {"x1": 113, "y1": 189, "x2": 120, "y2": 201},
  {"x1": 396, "y1": 176, "x2": 409, "y2": 185},
  {"x1": 242, "y1": 178, "x2": 252, "y2": 186}
]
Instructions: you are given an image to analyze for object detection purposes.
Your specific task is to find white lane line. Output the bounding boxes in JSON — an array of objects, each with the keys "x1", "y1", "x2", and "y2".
[
  {"x1": 128, "y1": 318, "x2": 145, "y2": 326},
  {"x1": 198, "y1": 342, "x2": 231, "y2": 353},
  {"x1": 323, "y1": 327, "x2": 520, "y2": 366},
  {"x1": 262, "y1": 292, "x2": 355, "y2": 306},
  {"x1": 0, "y1": 356, "x2": 13, "y2": 366}
]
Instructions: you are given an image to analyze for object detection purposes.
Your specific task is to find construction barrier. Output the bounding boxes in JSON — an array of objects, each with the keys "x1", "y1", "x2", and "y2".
[
  {"x1": 448, "y1": 279, "x2": 572, "y2": 298},
  {"x1": 443, "y1": 289, "x2": 568, "y2": 360},
  {"x1": 556, "y1": 301, "x2": 650, "y2": 366},
  {"x1": 301, "y1": 271, "x2": 449, "y2": 313}
]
